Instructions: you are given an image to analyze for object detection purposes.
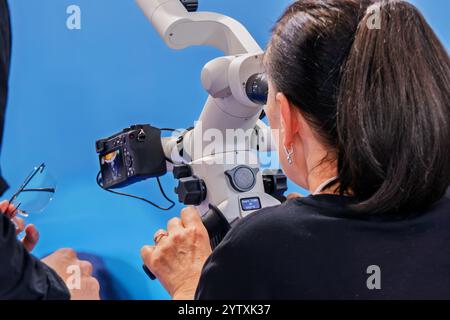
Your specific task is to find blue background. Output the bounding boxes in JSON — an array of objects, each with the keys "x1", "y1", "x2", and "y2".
[{"x1": 2, "y1": 0, "x2": 448, "y2": 299}]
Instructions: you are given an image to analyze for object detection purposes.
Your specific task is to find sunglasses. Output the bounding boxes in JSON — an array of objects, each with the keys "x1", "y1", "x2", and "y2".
[{"x1": 8, "y1": 163, "x2": 56, "y2": 217}]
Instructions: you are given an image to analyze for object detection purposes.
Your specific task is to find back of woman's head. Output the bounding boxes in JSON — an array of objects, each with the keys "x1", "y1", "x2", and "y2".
[{"x1": 265, "y1": 0, "x2": 450, "y2": 214}]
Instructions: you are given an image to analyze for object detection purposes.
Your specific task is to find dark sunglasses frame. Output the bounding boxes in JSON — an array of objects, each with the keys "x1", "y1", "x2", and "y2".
[{"x1": 8, "y1": 163, "x2": 56, "y2": 214}]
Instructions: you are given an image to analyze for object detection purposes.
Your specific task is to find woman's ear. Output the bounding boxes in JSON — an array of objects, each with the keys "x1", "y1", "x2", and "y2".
[{"x1": 276, "y1": 92, "x2": 300, "y2": 148}]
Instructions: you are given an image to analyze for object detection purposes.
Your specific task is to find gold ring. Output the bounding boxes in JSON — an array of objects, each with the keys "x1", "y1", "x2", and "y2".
[{"x1": 153, "y1": 230, "x2": 169, "y2": 244}]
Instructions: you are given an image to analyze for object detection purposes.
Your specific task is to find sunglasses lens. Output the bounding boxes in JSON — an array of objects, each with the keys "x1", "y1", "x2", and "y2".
[{"x1": 12, "y1": 167, "x2": 56, "y2": 216}]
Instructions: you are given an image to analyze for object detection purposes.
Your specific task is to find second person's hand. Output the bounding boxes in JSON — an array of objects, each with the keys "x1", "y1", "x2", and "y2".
[
  {"x1": 41, "y1": 248, "x2": 100, "y2": 300},
  {"x1": 0, "y1": 200, "x2": 39, "y2": 252}
]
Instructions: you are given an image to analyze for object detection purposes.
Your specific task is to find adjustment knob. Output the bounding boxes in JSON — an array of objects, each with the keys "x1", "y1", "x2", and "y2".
[
  {"x1": 225, "y1": 166, "x2": 259, "y2": 193},
  {"x1": 173, "y1": 164, "x2": 193, "y2": 179},
  {"x1": 175, "y1": 177, "x2": 207, "y2": 205},
  {"x1": 180, "y1": 0, "x2": 198, "y2": 12}
]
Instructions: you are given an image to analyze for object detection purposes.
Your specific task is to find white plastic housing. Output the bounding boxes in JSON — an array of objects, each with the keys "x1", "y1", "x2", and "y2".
[
  {"x1": 136, "y1": 0, "x2": 281, "y2": 224},
  {"x1": 136, "y1": 0, "x2": 262, "y2": 55}
]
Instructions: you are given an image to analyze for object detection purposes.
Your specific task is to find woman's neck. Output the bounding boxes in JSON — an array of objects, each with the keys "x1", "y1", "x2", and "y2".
[
  {"x1": 294, "y1": 132, "x2": 340, "y2": 195},
  {"x1": 308, "y1": 172, "x2": 338, "y2": 195},
  {"x1": 305, "y1": 152, "x2": 339, "y2": 195}
]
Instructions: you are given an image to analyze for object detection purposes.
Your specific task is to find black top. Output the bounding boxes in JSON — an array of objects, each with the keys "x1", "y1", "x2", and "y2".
[
  {"x1": 0, "y1": 213, "x2": 70, "y2": 299},
  {"x1": 0, "y1": 0, "x2": 10, "y2": 195},
  {"x1": 0, "y1": 1, "x2": 68, "y2": 299},
  {"x1": 195, "y1": 189, "x2": 450, "y2": 299}
]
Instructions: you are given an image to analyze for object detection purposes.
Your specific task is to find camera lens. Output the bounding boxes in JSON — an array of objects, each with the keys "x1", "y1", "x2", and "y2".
[{"x1": 246, "y1": 73, "x2": 268, "y2": 105}]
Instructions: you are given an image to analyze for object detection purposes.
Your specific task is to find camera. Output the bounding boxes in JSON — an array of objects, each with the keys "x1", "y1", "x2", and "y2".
[{"x1": 95, "y1": 124, "x2": 167, "y2": 189}]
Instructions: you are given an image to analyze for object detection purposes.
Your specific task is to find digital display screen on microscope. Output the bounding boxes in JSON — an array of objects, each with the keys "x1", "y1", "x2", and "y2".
[{"x1": 240, "y1": 197, "x2": 262, "y2": 211}]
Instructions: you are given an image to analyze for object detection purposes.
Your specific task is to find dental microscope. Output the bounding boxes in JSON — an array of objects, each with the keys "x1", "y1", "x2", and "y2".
[{"x1": 96, "y1": 0, "x2": 287, "y2": 254}]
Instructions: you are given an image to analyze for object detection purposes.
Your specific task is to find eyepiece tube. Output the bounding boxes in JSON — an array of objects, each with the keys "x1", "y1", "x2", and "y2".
[{"x1": 246, "y1": 73, "x2": 268, "y2": 105}]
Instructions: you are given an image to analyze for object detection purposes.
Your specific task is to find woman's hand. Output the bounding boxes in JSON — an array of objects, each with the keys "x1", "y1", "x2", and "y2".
[
  {"x1": 0, "y1": 200, "x2": 39, "y2": 252},
  {"x1": 42, "y1": 248, "x2": 100, "y2": 300},
  {"x1": 141, "y1": 207, "x2": 212, "y2": 300}
]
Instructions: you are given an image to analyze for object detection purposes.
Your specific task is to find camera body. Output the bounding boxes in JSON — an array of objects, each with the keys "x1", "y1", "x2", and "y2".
[{"x1": 96, "y1": 124, "x2": 167, "y2": 189}]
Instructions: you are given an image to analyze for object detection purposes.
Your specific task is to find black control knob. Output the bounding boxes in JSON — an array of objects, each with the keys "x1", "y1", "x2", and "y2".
[
  {"x1": 263, "y1": 169, "x2": 288, "y2": 201},
  {"x1": 125, "y1": 155, "x2": 133, "y2": 167},
  {"x1": 180, "y1": 0, "x2": 198, "y2": 12},
  {"x1": 175, "y1": 176, "x2": 207, "y2": 205},
  {"x1": 173, "y1": 164, "x2": 193, "y2": 179}
]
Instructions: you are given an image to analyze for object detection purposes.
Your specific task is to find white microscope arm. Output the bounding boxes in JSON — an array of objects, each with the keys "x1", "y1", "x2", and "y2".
[{"x1": 136, "y1": 0, "x2": 262, "y2": 55}]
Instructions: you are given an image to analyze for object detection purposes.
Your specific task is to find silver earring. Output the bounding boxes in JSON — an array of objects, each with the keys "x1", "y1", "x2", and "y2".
[{"x1": 284, "y1": 145, "x2": 294, "y2": 165}]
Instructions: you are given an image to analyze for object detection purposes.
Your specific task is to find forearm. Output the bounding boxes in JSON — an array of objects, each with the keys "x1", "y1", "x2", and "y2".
[{"x1": 0, "y1": 215, "x2": 70, "y2": 299}]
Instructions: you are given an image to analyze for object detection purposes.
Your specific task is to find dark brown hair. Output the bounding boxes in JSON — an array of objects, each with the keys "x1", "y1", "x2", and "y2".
[{"x1": 265, "y1": 0, "x2": 450, "y2": 213}]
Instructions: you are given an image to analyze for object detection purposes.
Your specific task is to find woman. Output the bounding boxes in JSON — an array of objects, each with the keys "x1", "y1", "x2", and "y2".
[{"x1": 141, "y1": 0, "x2": 450, "y2": 299}]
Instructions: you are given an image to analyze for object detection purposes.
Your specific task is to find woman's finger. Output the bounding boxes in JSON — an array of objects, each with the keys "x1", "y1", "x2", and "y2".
[
  {"x1": 13, "y1": 216, "x2": 25, "y2": 235},
  {"x1": 0, "y1": 201, "x2": 16, "y2": 219},
  {"x1": 79, "y1": 260, "x2": 93, "y2": 276},
  {"x1": 153, "y1": 229, "x2": 169, "y2": 244},
  {"x1": 180, "y1": 206, "x2": 202, "y2": 228},
  {"x1": 22, "y1": 224, "x2": 39, "y2": 252},
  {"x1": 6, "y1": 203, "x2": 17, "y2": 218},
  {"x1": 0, "y1": 200, "x2": 9, "y2": 214},
  {"x1": 141, "y1": 245, "x2": 155, "y2": 265},
  {"x1": 167, "y1": 217, "x2": 183, "y2": 233}
]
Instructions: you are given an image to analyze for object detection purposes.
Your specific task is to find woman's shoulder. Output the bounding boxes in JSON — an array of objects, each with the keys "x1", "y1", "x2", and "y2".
[
  {"x1": 223, "y1": 197, "x2": 316, "y2": 246},
  {"x1": 228, "y1": 194, "x2": 356, "y2": 236}
]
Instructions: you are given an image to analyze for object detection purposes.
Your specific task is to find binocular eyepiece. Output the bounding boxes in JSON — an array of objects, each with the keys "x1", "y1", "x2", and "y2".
[{"x1": 246, "y1": 73, "x2": 268, "y2": 105}]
